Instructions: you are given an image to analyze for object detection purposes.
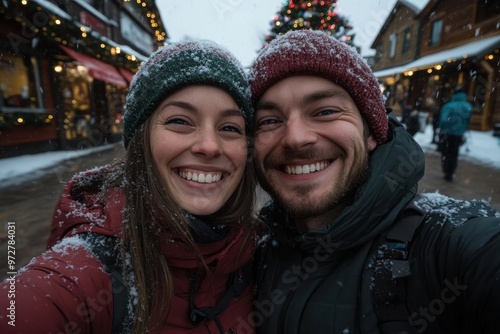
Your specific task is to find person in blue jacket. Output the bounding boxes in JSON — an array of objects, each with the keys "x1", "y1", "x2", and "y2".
[{"x1": 438, "y1": 88, "x2": 472, "y2": 181}]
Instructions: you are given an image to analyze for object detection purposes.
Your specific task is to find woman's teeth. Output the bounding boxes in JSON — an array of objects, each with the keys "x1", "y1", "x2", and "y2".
[
  {"x1": 285, "y1": 162, "x2": 329, "y2": 175},
  {"x1": 179, "y1": 171, "x2": 222, "y2": 183}
]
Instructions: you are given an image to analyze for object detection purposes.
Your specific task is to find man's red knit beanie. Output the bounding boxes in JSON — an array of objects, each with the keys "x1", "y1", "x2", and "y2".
[{"x1": 249, "y1": 30, "x2": 389, "y2": 145}]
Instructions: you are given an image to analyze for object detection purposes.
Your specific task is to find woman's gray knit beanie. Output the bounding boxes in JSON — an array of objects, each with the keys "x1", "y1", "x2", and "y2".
[{"x1": 123, "y1": 40, "x2": 253, "y2": 148}]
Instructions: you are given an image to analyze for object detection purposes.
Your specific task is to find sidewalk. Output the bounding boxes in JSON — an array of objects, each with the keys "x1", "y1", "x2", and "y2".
[
  {"x1": 417, "y1": 147, "x2": 500, "y2": 210},
  {"x1": 0, "y1": 143, "x2": 126, "y2": 280}
]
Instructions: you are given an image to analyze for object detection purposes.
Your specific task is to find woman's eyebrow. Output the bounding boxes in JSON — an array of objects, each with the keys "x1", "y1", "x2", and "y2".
[
  {"x1": 158, "y1": 102, "x2": 242, "y2": 119},
  {"x1": 160, "y1": 101, "x2": 197, "y2": 113},
  {"x1": 220, "y1": 108, "x2": 244, "y2": 118}
]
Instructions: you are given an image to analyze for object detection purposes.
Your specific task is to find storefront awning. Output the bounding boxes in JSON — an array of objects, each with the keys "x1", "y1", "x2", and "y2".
[
  {"x1": 119, "y1": 67, "x2": 135, "y2": 84},
  {"x1": 60, "y1": 45, "x2": 128, "y2": 87},
  {"x1": 373, "y1": 35, "x2": 500, "y2": 78}
]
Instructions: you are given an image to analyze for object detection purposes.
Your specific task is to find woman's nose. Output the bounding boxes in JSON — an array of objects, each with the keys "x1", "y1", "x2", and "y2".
[{"x1": 191, "y1": 128, "x2": 223, "y2": 158}]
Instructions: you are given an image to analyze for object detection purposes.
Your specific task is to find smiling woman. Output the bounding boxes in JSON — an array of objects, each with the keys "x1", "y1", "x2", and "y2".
[
  {"x1": 0, "y1": 40, "x2": 259, "y2": 334},
  {"x1": 148, "y1": 85, "x2": 248, "y2": 216}
]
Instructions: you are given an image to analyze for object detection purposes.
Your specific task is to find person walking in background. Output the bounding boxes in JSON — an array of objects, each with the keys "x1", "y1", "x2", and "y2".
[
  {"x1": 404, "y1": 99, "x2": 422, "y2": 137},
  {"x1": 1, "y1": 40, "x2": 258, "y2": 333},
  {"x1": 430, "y1": 102, "x2": 441, "y2": 144},
  {"x1": 248, "y1": 30, "x2": 500, "y2": 334},
  {"x1": 406, "y1": 109, "x2": 420, "y2": 136},
  {"x1": 439, "y1": 88, "x2": 472, "y2": 181}
]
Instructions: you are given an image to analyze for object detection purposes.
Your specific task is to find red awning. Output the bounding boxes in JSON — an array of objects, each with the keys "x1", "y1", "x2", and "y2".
[
  {"x1": 60, "y1": 45, "x2": 128, "y2": 87},
  {"x1": 119, "y1": 67, "x2": 135, "y2": 84}
]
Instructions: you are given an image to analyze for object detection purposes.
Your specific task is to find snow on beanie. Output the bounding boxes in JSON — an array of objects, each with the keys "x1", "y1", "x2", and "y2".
[
  {"x1": 123, "y1": 40, "x2": 253, "y2": 148},
  {"x1": 249, "y1": 30, "x2": 388, "y2": 145}
]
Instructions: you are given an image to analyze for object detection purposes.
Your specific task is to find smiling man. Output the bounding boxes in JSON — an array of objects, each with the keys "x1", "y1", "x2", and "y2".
[
  {"x1": 248, "y1": 30, "x2": 500, "y2": 334},
  {"x1": 254, "y1": 75, "x2": 376, "y2": 231}
]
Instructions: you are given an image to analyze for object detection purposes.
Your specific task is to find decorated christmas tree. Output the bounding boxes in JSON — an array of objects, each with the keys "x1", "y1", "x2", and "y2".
[{"x1": 264, "y1": 0, "x2": 354, "y2": 47}]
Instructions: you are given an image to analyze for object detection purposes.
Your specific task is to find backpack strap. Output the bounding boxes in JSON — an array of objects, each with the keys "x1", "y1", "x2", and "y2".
[
  {"x1": 80, "y1": 233, "x2": 130, "y2": 334},
  {"x1": 189, "y1": 262, "x2": 252, "y2": 333},
  {"x1": 371, "y1": 194, "x2": 426, "y2": 334}
]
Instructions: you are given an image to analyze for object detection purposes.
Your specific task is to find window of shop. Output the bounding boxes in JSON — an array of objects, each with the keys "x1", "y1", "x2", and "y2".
[
  {"x1": 105, "y1": 84, "x2": 125, "y2": 137},
  {"x1": 424, "y1": 74, "x2": 441, "y2": 112},
  {"x1": 389, "y1": 33, "x2": 397, "y2": 58},
  {"x1": 430, "y1": 19, "x2": 442, "y2": 46},
  {"x1": 54, "y1": 59, "x2": 127, "y2": 145},
  {"x1": 55, "y1": 61, "x2": 95, "y2": 142},
  {"x1": 0, "y1": 54, "x2": 44, "y2": 110},
  {"x1": 0, "y1": 53, "x2": 51, "y2": 129},
  {"x1": 470, "y1": 70, "x2": 489, "y2": 115}
]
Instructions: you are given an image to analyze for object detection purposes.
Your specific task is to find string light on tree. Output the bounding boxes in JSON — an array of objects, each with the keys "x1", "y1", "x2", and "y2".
[{"x1": 264, "y1": 0, "x2": 355, "y2": 48}]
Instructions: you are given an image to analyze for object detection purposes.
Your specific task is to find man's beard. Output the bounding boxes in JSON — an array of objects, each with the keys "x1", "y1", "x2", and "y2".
[{"x1": 255, "y1": 146, "x2": 371, "y2": 219}]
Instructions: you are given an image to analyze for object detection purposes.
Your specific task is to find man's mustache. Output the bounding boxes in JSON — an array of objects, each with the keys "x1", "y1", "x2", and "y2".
[{"x1": 263, "y1": 148, "x2": 345, "y2": 169}]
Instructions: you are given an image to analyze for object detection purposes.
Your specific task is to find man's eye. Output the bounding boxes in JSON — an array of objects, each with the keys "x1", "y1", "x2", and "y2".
[
  {"x1": 257, "y1": 118, "x2": 280, "y2": 126},
  {"x1": 316, "y1": 109, "x2": 337, "y2": 116}
]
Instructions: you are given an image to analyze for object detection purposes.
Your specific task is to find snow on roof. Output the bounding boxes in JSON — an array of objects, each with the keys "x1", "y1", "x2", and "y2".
[
  {"x1": 32, "y1": 0, "x2": 72, "y2": 20},
  {"x1": 31, "y1": 0, "x2": 150, "y2": 62},
  {"x1": 399, "y1": 0, "x2": 430, "y2": 13},
  {"x1": 373, "y1": 34, "x2": 500, "y2": 77},
  {"x1": 407, "y1": 35, "x2": 500, "y2": 70},
  {"x1": 373, "y1": 64, "x2": 412, "y2": 78}
]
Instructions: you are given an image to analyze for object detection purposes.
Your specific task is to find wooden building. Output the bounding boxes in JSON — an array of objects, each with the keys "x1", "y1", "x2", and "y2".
[
  {"x1": 371, "y1": 0, "x2": 500, "y2": 131},
  {"x1": 0, "y1": 0, "x2": 167, "y2": 158}
]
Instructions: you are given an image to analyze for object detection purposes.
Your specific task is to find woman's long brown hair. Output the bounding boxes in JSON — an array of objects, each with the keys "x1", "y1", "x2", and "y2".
[{"x1": 121, "y1": 117, "x2": 256, "y2": 333}]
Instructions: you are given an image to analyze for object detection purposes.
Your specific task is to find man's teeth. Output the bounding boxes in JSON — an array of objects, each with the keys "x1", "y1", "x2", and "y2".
[
  {"x1": 179, "y1": 171, "x2": 222, "y2": 183},
  {"x1": 285, "y1": 162, "x2": 329, "y2": 175}
]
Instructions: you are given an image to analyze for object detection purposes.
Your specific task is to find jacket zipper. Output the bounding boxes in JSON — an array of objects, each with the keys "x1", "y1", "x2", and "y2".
[{"x1": 277, "y1": 252, "x2": 305, "y2": 334}]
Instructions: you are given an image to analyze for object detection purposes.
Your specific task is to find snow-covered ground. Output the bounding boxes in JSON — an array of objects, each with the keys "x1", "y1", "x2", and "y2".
[
  {"x1": 0, "y1": 125, "x2": 499, "y2": 187},
  {"x1": 0, "y1": 143, "x2": 118, "y2": 187},
  {"x1": 413, "y1": 123, "x2": 500, "y2": 169}
]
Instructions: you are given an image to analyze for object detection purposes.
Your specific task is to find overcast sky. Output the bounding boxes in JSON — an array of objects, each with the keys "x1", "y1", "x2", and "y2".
[{"x1": 157, "y1": 0, "x2": 398, "y2": 67}]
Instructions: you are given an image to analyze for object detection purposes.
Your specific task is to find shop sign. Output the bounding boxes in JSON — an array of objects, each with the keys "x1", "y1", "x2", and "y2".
[
  {"x1": 120, "y1": 12, "x2": 153, "y2": 54},
  {"x1": 80, "y1": 11, "x2": 107, "y2": 36}
]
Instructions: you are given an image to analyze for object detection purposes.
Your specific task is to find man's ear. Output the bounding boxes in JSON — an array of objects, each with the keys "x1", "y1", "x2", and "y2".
[{"x1": 367, "y1": 135, "x2": 377, "y2": 152}]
